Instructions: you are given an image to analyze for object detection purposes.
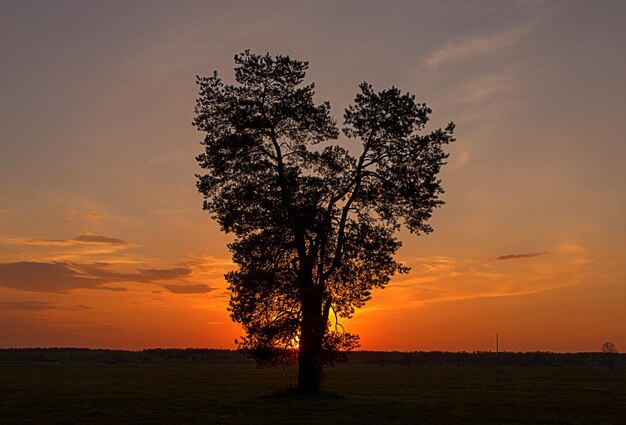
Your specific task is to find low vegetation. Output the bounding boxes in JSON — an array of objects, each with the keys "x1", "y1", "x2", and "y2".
[
  {"x1": 1, "y1": 348, "x2": 624, "y2": 367},
  {"x1": 1, "y1": 349, "x2": 625, "y2": 424}
]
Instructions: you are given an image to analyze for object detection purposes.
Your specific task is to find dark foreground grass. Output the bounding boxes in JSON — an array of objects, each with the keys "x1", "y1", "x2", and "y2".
[{"x1": 1, "y1": 363, "x2": 624, "y2": 424}]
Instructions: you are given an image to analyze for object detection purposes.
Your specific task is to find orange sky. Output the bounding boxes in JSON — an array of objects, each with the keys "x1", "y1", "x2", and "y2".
[{"x1": 1, "y1": 1, "x2": 625, "y2": 352}]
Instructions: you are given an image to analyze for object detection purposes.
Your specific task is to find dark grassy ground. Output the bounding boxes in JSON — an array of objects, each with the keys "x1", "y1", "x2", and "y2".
[{"x1": 1, "y1": 363, "x2": 624, "y2": 424}]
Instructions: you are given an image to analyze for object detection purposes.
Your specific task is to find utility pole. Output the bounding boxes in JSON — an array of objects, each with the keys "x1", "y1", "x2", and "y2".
[{"x1": 496, "y1": 333, "x2": 499, "y2": 380}]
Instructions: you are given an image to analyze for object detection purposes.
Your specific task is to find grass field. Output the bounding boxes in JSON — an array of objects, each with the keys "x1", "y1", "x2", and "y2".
[{"x1": 1, "y1": 363, "x2": 625, "y2": 424}]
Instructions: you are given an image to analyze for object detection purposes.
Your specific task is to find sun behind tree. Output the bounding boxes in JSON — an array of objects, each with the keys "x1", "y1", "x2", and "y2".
[{"x1": 193, "y1": 51, "x2": 455, "y2": 394}]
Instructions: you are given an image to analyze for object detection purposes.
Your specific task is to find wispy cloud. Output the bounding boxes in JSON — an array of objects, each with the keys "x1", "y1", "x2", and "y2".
[
  {"x1": 0, "y1": 261, "x2": 193, "y2": 293},
  {"x1": 74, "y1": 235, "x2": 126, "y2": 244},
  {"x1": 85, "y1": 212, "x2": 103, "y2": 220},
  {"x1": 0, "y1": 300, "x2": 55, "y2": 311},
  {"x1": 460, "y1": 72, "x2": 515, "y2": 103},
  {"x1": 65, "y1": 209, "x2": 104, "y2": 221},
  {"x1": 0, "y1": 262, "x2": 110, "y2": 292},
  {"x1": 25, "y1": 234, "x2": 129, "y2": 246},
  {"x1": 0, "y1": 206, "x2": 26, "y2": 215},
  {"x1": 361, "y1": 244, "x2": 592, "y2": 313},
  {"x1": 494, "y1": 252, "x2": 547, "y2": 261},
  {"x1": 426, "y1": 20, "x2": 537, "y2": 68},
  {"x1": 163, "y1": 284, "x2": 215, "y2": 294},
  {"x1": 78, "y1": 263, "x2": 192, "y2": 283}
]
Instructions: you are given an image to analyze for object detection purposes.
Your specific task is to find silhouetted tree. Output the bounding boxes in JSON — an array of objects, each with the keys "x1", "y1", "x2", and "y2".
[
  {"x1": 193, "y1": 51, "x2": 455, "y2": 394},
  {"x1": 601, "y1": 341, "x2": 618, "y2": 370}
]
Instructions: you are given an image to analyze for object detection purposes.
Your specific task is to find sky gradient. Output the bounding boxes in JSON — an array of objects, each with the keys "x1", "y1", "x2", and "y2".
[{"x1": 1, "y1": 0, "x2": 625, "y2": 352}]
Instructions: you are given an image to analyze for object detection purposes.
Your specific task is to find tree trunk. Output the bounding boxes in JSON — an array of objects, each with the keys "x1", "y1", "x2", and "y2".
[
  {"x1": 296, "y1": 296, "x2": 324, "y2": 394},
  {"x1": 297, "y1": 338, "x2": 320, "y2": 394}
]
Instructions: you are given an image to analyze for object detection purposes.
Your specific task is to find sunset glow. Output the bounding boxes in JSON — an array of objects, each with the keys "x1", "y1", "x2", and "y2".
[{"x1": 1, "y1": 1, "x2": 625, "y2": 352}]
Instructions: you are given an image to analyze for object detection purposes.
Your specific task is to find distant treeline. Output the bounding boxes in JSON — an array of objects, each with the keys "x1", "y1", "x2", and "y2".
[
  {"x1": 0, "y1": 348, "x2": 252, "y2": 365},
  {"x1": 0, "y1": 348, "x2": 623, "y2": 368},
  {"x1": 346, "y1": 350, "x2": 624, "y2": 367}
]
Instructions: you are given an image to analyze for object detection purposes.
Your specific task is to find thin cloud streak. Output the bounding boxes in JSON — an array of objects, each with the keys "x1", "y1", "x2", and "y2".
[
  {"x1": 85, "y1": 212, "x2": 103, "y2": 219},
  {"x1": 359, "y1": 244, "x2": 591, "y2": 314},
  {"x1": 0, "y1": 261, "x2": 194, "y2": 293},
  {"x1": 163, "y1": 284, "x2": 215, "y2": 294},
  {"x1": 25, "y1": 234, "x2": 129, "y2": 246},
  {"x1": 0, "y1": 301, "x2": 54, "y2": 311},
  {"x1": 494, "y1": 252, "x2": 547, "y2": 261},
  {"x1": 460, "y1": 72, "x2": 515, "y2": 104},
  {"x1": 426, "y1": 19, "x2": 538, "y2": 68},
  {"x1": 0, "y1": 262, "x2": 109, "y2": 292},
  {"x1": 0, "y1": 207, "x2": 26, "y2": 214},
  {"x1": 73, "y1": 235, "x2": 127, "y2": 245}
]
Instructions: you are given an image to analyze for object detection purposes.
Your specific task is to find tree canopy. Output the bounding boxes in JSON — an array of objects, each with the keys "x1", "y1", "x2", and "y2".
[{"x1": 194, "y1": 51, "x2": 455, "y2": 393}]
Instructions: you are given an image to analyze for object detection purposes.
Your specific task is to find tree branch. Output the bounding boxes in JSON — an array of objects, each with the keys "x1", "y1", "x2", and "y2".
[
  {"x1": 322, "y1": 131, "x2": 375, "y2": 280},
  {"x1": 330, "y1": 305, "x2": 345, "y2": 333},
  {"x1": 361, "y1": 170, "x2": 401, "y2": 191},
  {"x1": 269, "y1": 128, "x2": 309, "y2": 279}
]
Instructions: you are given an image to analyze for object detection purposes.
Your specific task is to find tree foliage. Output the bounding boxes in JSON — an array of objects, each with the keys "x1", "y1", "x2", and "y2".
[{"x1": 194, "y1": 51, "x2": 455, "y2": 391}]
